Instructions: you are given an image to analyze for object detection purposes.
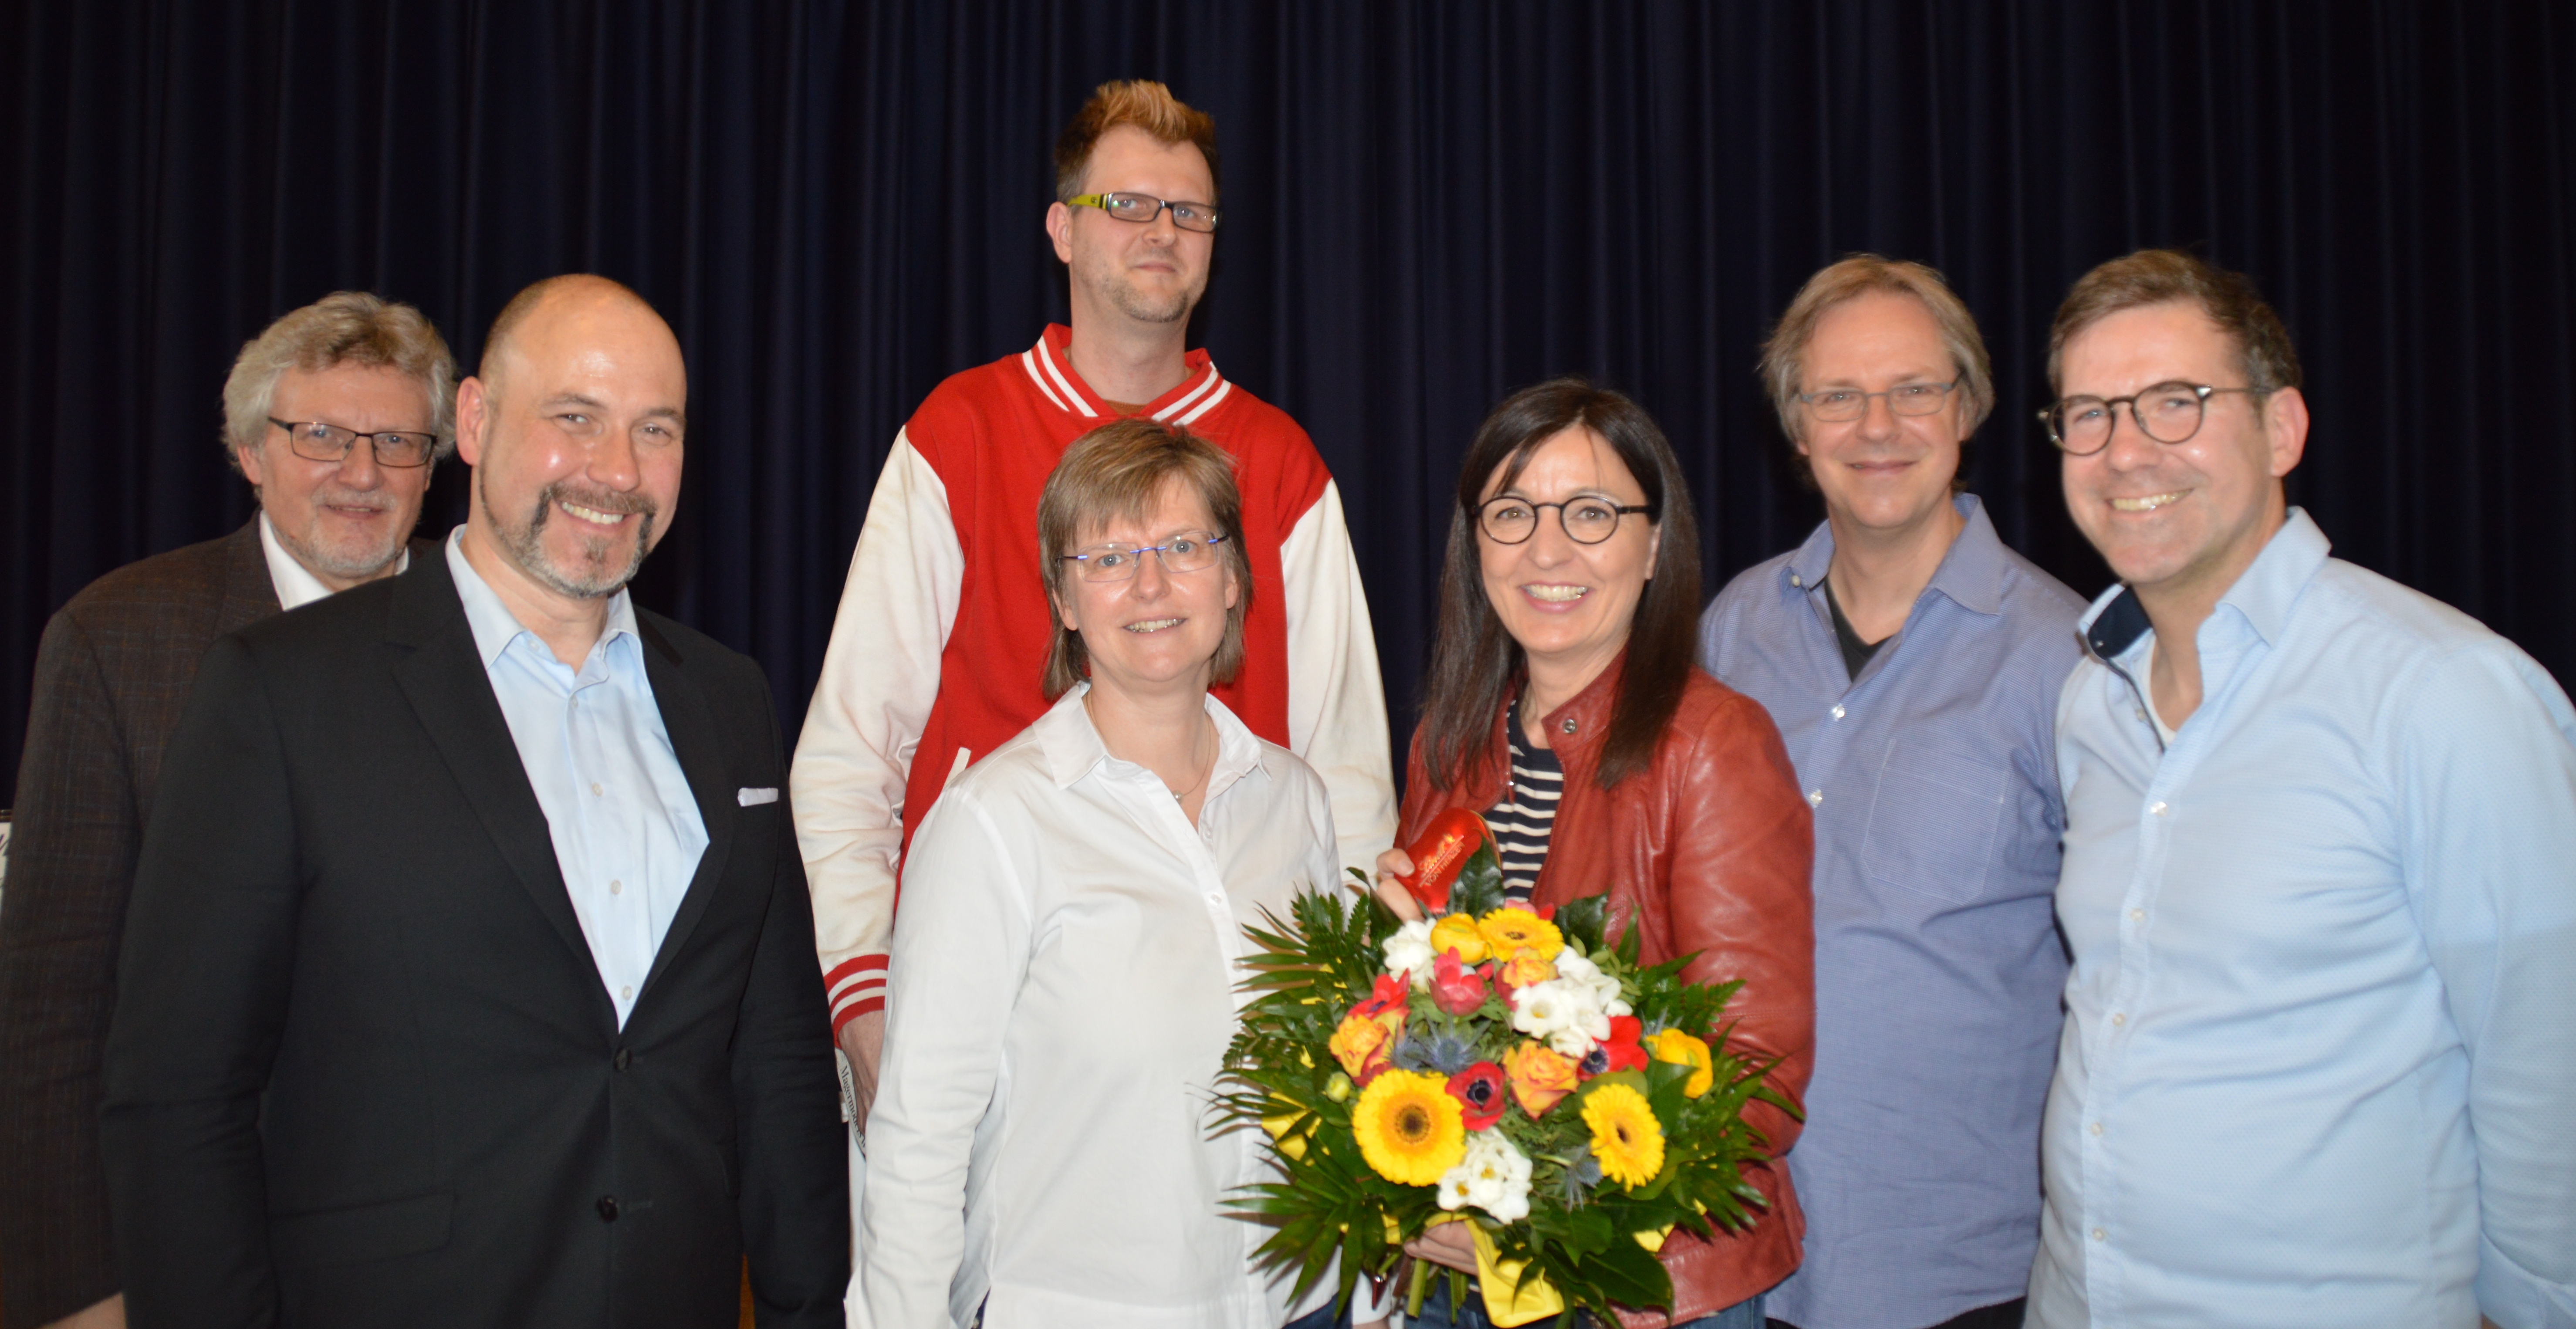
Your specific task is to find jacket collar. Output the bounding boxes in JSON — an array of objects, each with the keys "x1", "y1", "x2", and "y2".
[
  {"x1": 216, "y1": 517, "x2": 284, "y2": 635},
  {"x1": 1520, "y1": 651, "x2": 1628, "y2": 781},
  {"x1": 1779, "y1": 494, "x2": 2007, "y2": 617},
  {"x1": 1018, "y1": 324, "x2": 1232, "y2": 425}
]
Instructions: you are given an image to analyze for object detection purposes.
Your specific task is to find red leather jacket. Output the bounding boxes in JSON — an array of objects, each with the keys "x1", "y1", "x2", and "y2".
[{"x1": 1398, "y1": 657, "x2": 1815, "y2": 1325}]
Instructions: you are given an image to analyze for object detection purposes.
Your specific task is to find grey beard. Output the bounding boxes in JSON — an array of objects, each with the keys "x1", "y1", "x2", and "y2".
[
  {"x1": 267, "y1": 496, "x2": 407, "y2": 582},
  {"x1": 486, "y1": 472, "x2": 656, "y2": 599}
]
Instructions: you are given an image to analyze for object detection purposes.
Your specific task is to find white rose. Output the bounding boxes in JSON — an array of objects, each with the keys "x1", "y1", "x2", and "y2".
[{"x1": 1383, "y1": 920, "x2": 1437, "y2": 990}]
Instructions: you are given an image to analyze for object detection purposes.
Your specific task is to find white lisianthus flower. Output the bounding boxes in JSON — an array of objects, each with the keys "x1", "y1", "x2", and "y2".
[
  {"x1": 1553, "y1": 948, "x2": 1632, "y2": 1017},
  {"x1": 1513, "y1": 977, "x2": 1609, "y2": 1056},
  {"x1": 1383, "y1": 919, "x2": 1437, "y2": 990},
  {"x1": 1435, "y1": 1130, "x2": 1534, "y2": 1224}
]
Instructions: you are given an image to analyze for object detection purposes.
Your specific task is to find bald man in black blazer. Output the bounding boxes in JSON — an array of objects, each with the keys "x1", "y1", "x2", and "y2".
[{"x1": 101, "y1": 277, "x2": 846, "y2": 1327}]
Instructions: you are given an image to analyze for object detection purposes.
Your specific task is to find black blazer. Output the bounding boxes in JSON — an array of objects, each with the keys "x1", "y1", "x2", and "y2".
[{"x1": 101, "y1": 550, "x2": 847, "y2": 1328}]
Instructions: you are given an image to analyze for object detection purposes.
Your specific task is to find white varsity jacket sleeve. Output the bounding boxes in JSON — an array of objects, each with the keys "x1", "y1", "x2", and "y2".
[
  {"x1": 1278, "y1": 479, "x2": 1399, "y2": 878},
  {"x1": 789, "y1": 432, "x2": 962, "y2": 1031}
]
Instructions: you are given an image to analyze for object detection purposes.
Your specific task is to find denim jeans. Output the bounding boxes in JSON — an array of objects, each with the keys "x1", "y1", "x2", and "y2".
[{"x1": 1402, "y1": 1278, "x2": 1765, "y2": 1329}]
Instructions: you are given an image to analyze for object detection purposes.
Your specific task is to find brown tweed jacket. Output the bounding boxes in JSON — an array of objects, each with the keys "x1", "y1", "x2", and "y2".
[{"x1": 0, "y1": 520, "x2": 431, "y2": 1327}]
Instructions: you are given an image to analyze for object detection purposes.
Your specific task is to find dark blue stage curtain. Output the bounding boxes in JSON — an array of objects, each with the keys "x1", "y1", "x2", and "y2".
[{"x1": 5, "y1": 1, "x2": 2573, "y2": 804}]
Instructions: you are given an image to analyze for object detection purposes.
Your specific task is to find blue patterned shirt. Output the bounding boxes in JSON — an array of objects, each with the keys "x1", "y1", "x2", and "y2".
[
  {"x1": 2034, "y1": 509, "x2": 2576, "y2": 1329},
  {"x1": 1700, "y1": 495, "x2": 2086, "y2": 1329}
]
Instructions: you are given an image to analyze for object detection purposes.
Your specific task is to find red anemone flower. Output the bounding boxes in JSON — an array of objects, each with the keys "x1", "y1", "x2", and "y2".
[{"x1": 1446, "y1": 1061, "x2": 1508, "y2": 1131}]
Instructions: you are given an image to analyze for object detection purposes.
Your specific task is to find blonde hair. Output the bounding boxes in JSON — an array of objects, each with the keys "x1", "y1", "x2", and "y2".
[
  {"x1": 1054, "y1": 80, "x2": 1221, "y2": 202},
  {"x1": 1758, "y1": 255, "x2": 1993, "y2": 493},
  {"x1": 221, "y1": 291, "x2": 456, "y2": 471},
  {"x1": 1036, "y1": 419, "x2": 1251, "y2": 700}
]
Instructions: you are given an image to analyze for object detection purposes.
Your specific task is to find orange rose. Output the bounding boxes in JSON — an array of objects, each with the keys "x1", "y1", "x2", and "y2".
[
  {"x1": 1494, "y1": 950, "x2": 1557, "y2": 992},
  {"x1": 1330, "y1": 1011, "x2": 1402, "y2": 1083},
  {"x1": 1503, "y1": 1040, "x2": 1580, "y2": 1117}
]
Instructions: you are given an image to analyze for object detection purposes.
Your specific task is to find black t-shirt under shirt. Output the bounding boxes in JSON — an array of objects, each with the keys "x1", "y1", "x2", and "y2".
[{"x1": 1823, "y1": 575, "x2": 1890, "y2": 681}]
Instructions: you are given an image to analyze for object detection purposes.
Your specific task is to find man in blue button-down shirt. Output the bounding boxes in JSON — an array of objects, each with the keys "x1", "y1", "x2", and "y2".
[
  {"x1": 1702, "y1": 256, "x2": 2086, "y2": 1329},
  {"x1": 2035, "y1": 249, "x2": 2576, "y2": 1329}
]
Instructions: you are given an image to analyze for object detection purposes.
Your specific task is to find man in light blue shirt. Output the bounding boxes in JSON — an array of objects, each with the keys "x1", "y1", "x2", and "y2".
[
  {"x1": 1703, "y1": 257, "x2": 2083, "y2": 1329},
  {"x1": 2034, "y1": 249, "x2": 2576, "y2": 1329}
]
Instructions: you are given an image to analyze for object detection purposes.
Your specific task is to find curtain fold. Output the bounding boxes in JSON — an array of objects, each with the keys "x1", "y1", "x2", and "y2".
[{"x1": 6, "y1": 0, "x2": 2571, "y2": 803}]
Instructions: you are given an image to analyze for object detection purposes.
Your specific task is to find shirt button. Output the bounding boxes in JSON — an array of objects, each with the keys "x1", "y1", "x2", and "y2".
[
  {"x1": 2088, "y1": 1121, "x2": 2104, "y2": 1136},
  {"x1": 596, "y1": 1196, "x2": 621, "y2": 1222},
  {"x1": 2150, "y1": 801, "x2": 2168, "y2": 817},
  {"x1": 620, "y1": 985, "x2": 635, "y2": 1002},
  {"x1": 592, "y1": 782, "x2": 605, "y2": 796},
  {"x1": 2109, "y1": 1011, "x2": 2126, "y2": 1027},
  {"x1": 2129, "y1": 908, "x2": 2145, "y2": 922},
  {"x1": 613, "y1": 1047, "x2": 632, "y2": 1071},
  {"x1": 1806, "y1": 790, "x2": 1824, "y2": 807},
  {"x1": 2135, "y1": 707, "x2": 2148, "y2": 721},
  {"x1": 609, "y1": 879, "x2": 623, "y2": 896},
  {"x1": 2090, "y1": 1227, "x2": 2106, "y2": 1241},
  {"x1": 1829, "y1": 704, "x2": 1846, "y2": 720},
  {"x1": 1790, "y1": 574, "x2": 1804, "y2": 588}
]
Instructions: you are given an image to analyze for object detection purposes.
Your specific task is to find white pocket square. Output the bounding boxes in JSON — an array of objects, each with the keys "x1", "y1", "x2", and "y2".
[{"x1": 737, "y1": 787, "x2": 779, "y2": 807}]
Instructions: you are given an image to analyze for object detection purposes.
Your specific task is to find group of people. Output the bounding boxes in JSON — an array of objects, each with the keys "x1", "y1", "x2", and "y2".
[{"x1": 0, "y1": 76, "x2": 2566, "y2": 1329}]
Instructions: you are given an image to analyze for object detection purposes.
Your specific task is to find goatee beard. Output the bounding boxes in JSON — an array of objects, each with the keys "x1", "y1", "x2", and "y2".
[{"x1": 487, "y1": 473, "x2": 657, "y2": 599}]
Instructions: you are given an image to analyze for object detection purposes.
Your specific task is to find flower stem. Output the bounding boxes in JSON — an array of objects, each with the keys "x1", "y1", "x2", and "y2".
[{"x1": 1405, "y1": 1256, "x2": 1431, "y2": 1319}]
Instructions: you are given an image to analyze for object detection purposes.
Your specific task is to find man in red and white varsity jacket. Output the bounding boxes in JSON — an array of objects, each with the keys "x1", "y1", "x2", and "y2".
[{"x1": 790, "y1": 81, "x2": 1396, "y2": 1119}]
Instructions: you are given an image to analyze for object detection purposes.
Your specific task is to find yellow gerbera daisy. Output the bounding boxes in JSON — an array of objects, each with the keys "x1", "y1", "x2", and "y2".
[
  {"x1": 1647, "y1": 1027, "x2": 1715, "y2": 1097},
  {"x1": 1477, "y1": 907, "x2": 1564, "y2": 960},
  {"x1": 1351, "y1": 1069, "x2": 1467, "y2": 1186},
  {"x1": 1582, "y1": 1082, "x2": 1666, "y2": 1188}
]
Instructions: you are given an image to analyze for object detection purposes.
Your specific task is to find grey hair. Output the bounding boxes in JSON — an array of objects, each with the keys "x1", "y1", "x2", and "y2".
[{"x1": 220, "y1": 291, "x2": 458, "y2": 472}]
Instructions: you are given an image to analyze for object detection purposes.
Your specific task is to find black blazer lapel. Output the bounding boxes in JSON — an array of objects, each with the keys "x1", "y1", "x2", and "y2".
[
  {"x1": 382, "y1": 555, "x2": 605, "y2": 1004},
  {"x1": 635, "y1": 617, "x2": 737, "y2": 1000}
]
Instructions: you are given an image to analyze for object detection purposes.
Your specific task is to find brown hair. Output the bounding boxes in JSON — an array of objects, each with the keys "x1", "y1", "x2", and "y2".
[
  {"x1": 222, "y1": 291, "x2": 457, "y2": 470},
  {"x1": 2047, "y1": 249, "x2": 2302, "y2": 397},
  {"x1": 1758, "y1": 254, "x2": 1993, "y2": 495},
  {"x1": 1419, "y1": 379, "x2": 1703, "y2": 792},
  {"x1": 1036, "y1": 419, "x2": 1253, "y2": 700},
  {"x1": 1053, "y1": 80, "x2": 1221, "y2": 203}
]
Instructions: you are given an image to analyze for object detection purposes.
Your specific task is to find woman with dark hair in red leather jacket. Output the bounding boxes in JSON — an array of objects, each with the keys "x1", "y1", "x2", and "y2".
[{"x1": 1373, "y1": 378, "x2": 1815, "y2": 1329}]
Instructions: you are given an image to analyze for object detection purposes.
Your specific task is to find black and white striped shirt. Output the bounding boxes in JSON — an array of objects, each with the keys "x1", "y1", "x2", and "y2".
[{"x1": 1484, "y1": 700, "x2": 1564, "y2": 904}]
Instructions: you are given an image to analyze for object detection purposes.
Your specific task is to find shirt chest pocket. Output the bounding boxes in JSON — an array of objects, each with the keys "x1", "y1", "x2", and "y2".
[{"x1": 1859, "y1": 740, "x2": 2008, "y2": 904}]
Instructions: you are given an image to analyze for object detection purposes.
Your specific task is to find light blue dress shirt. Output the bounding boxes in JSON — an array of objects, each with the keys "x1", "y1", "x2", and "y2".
[
  {"x1": 1701, "y1": 495, "x2": 2086, "y2": 1329},
  {"x1": 2035, "y1": 509, "x2": 2576, "y2": 1329},
  {"x1": 446, "y1": 533, "x2": 708, "y2": 1030}
]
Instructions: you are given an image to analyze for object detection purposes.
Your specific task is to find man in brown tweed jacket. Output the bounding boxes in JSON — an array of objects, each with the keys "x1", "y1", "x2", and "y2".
[{"x1": 0, "y1": 291, "x2": 453, "y2": 1329}]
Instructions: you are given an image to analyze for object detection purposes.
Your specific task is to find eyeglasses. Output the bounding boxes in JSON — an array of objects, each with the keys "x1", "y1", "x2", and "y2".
[
  {"x1": 267, "y1": 418, "x2": 438, "y2": 468},
  {"x1": 1067, "y1": 192, "x2": 1222, "y2": 234},
  {"x1": 1795, "y1": 379, "x2": 1962, "y2": 422},
  {"x1": 1059, "y1": 530, "x2": 1230, "y2": 582},
  {"x1": 2038, "y1": 382, "x2": 2259, "y2": 455},
  {"x1": 1477, "y1": 497, "x2": 1655, "y2": 546}
]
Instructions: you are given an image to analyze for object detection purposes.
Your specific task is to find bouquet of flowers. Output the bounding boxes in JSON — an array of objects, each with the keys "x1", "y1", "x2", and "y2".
[{"x1": 1217, "y1": 810, "x2": 1793, "y2": 1327}]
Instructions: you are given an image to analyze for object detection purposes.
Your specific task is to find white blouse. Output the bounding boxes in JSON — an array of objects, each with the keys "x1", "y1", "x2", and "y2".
[{"x1": 857, "y1": 686, "x2": 1341, "y2": 1329}]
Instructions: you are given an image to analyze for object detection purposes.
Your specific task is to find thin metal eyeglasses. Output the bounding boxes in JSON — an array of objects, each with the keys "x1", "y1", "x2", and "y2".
[
  {"x1": 1058, "y1": 530, "x2": 1230, "y2": 582},
  {"x1": 1067, "y1": 192, "x2": 1221, "y2": 233},
  {"x1": 1795, "y1": 379, "x2": 1962, "y2": 422},
  {"x1": 2038, "y1": 382, "x2": 2259, "y2": 455},
  {"x1": 1477, "y1": 497, "x2": 1656, "y2": 546},
  {"x1": 267, "y1": 417, "x2": 438, "y2": 468}
]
